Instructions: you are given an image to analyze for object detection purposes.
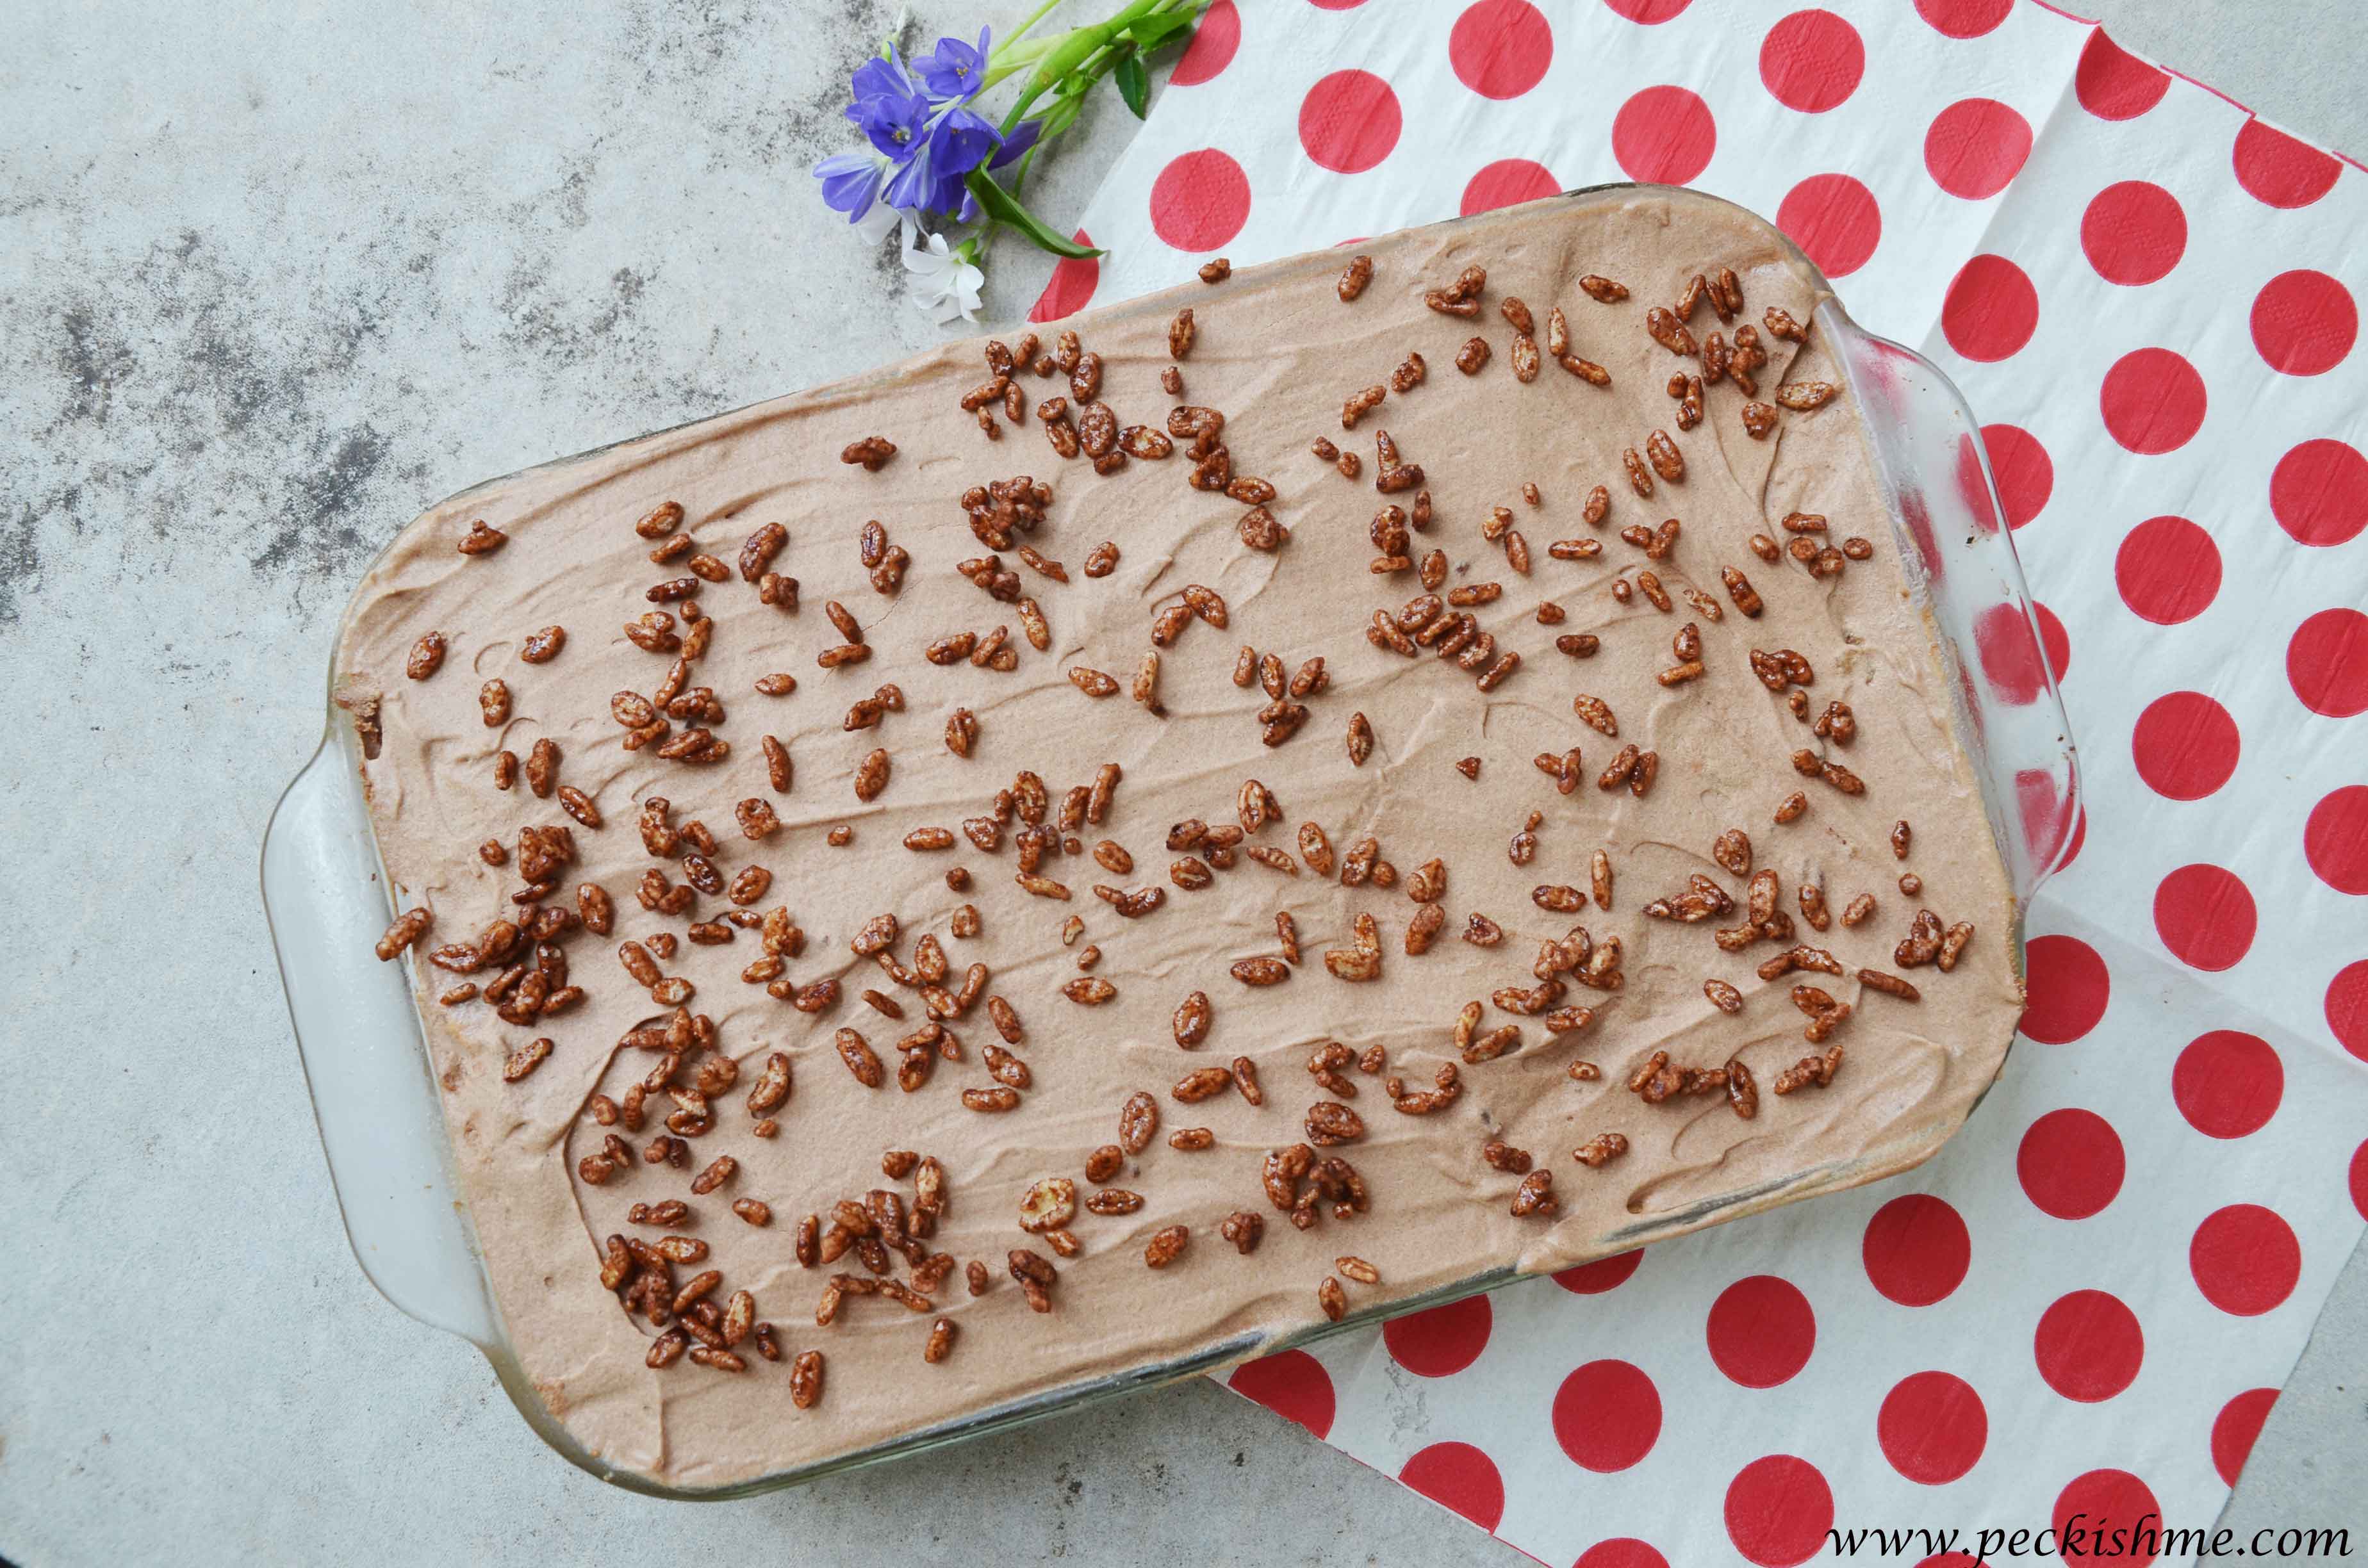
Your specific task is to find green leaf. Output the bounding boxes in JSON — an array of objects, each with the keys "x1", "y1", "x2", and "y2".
[
  {"x1": 1115, "y1": 52, "x2": 1149, "y2": 118},
  {"x1": 965, "y1": 169, "x2": 1103, "y2": 259},
  {"x1": 1127, "y1": 10, "x2": 1199, "y2": 51}
]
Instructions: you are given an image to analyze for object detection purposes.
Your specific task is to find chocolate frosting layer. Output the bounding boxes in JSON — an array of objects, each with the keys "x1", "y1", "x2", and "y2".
[{"x1": 336, "y1": 187, "x2": 2021, "y2": 1489}]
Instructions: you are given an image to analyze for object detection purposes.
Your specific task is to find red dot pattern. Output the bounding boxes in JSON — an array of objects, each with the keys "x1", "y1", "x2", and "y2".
[
  {"x1": 2080, "y1": 181, "x2": 2186, "y2": 286},
  {"x1": 1974, "y1": 600, "x2": 2058, "y2": 705},
  {"x1": 1147, "y1": 149, "x2": 1250, "y2": 252},
  {"x1": 1725, "y1": 1455, "x2": 1834, "y2": 1566},
  {"x1": 2015, "y1": 766, "x2": 2082, "y2": 874},
  {"x1": 1953, "y1": 430, "x2": 2000, "y2": 535},
  {"x1": 1552, "y1": 1359, "x2": 1663, "y2": 1472},
  {"x1": 1878, "y1": 1371, "x2": 1989, "y2": 1484},
  {"x1": 2190, "y1": 1205, "x2": 2302, "y2": 1316},
  {"x1": 2075, "y1": 29, "x2": 2170, "y2": 121},
  {"x1": 1777, "y1": 173, "x2": 1882, "y2": 278},
  {"x1": 2018, "y1": 1109, "x2": 2125, "y2": 1220},
  {"x1": 1612, "y1": 85, "x2": 1717, "y2": 185},
  {"x1": 1576, "y1": 1540, "x2": 1670, "y2": 1568},
  {"x1": 1706, "y1": 1275, "x2": 1818, "y2": 1388},
  {"x1": 1863, "y1": 1195, "x2": 1971, "y2": 1306},
  {"x1": 1027, "y1": 232, "x2": 1099, "y2": 322},
  {"x1": 2131, "y1": 690, "x2": 2239, "y2": 801},
  {"x1": 1759, "y1": 11, "x2": 1864, "y2": 115},
  {"x1": 2211, "y1": 1388, "x2": 2279, "y2": 1485},
  {"x1": 1450, "y1": 0, "x2": 1554, "y2": 101},
  {"x1": 1925, "y1": 99, "x2": 2033, "y2": 200},
  {"x1": 1227, "y1": 1349, "x2": 1335, "y2": 1438},
  {"x1": 2234, "y1": 118, "x2": 2342, "y2": 209},
  {"x1": 2329, "y1": 961, "x2": 2368, "y2": 1063},
  {"x1": 1383, "y1": 1293, "x2": 1493, "y2": 1378},
  {"x1": 1941, "y1": 254, "x2": 2039, "y2": 362},
  {"x1": 1459, "y1": 157, "x2": 1561, "y2": 216},
  {"x1": 2052, "y1": 1469, "x2": 2165, "y2": 1564},
  {"x1": 2021, "y1": 935, "x2": 2110, "y2": 1043},
  {"x1": 2251, "y1": 270, "x2": 2358, "y2": 377},
  {"x1": 2100, "y1": 347, "x2": 2207, "y2": 454},
  {"x1": 1119, "y1": 5, "x2": 2368, "y2": 1553},
  {"x1": 2153, "y1": 863, "x2": 2257, "y2": 972},
  {"x1": 2035, "y1": 1289, "x2": 2145, "y2": 1402},
  {"x1": 2287, "y1": 608, "x2": 2368, "y2": 715},
  {"x1": 1554, "y1": 1249, "x2": 1643, "y2": 1294},
  {"x1": 1602, "y1": 0, "x2": 1691, "y2": 22},
  {"x1": 1299, "y1": 70, "x2": 1401, "y2": 174},
  {"x1": 1397, "y1": 1441, "x2": 1506, "y2": 1533},
  {"x1": 1981, "y1": 423, "x2": 2053, "y2": 529},
  {"x1": 2271, "y1": 439, "x2": 2368, "y2": 546},
  {"x1": 2305, "y1": 787, "x2": 2368, "y2": 894},
  {"x1": 2051, "y1": 799, "x2": 2088, "y2": 871},
  {"x1": 1914, "y1": 0, "x2": 2011, "y2": 38},
  {"x1": 2114, "y1": 516, "x2": 2219, "y2": 625},
  {"x1": 2174, "y1": 1031, "x2": 2283, "y2": 1139},
  {"x1": 1169, "y1": 0, "x2": 1239, "y2": 86},
  {"x1": 2035, "y1": 603, "x2": 2071, "y2": 683}
]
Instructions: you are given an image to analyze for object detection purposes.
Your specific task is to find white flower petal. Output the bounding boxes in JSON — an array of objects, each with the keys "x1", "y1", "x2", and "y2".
[
  {"x1": 951, "y1": 264, "x2": 985, "y2": 321},
  {"x1": 854, "y1": 197, "x2": 906, "y2": 247},
  {"x1": 901, "y1": 226, "x2": 959, "y2": 284}
]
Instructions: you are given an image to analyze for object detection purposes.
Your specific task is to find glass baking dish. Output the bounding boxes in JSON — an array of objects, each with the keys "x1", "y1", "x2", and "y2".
[{"x1": 261, "y1": 184, "x2": 2078, "y2": 1499}]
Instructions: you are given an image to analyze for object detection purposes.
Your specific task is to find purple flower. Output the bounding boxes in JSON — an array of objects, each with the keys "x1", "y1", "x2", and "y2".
[
  {"x1": 813, "y1": 149, "x2": 885, "y2": 222},
  {"x1": 848, "y1": 90, "x2": 930, "y2": 161},
  {"x1": 882, "y1": 148, "x2": 959, "y2": 218},
  {"x1": 929, "y1": 106, "x2": 1002, "y2": 179},
  {"x1": 916, "y1": 28, "x2": 992, "y2": 102},
  {"x1": 882, "y1": 153, "x2": 935, "y2": 215},
  {"x1": 989, "y1": 117, "x2": 1043, "y2": 170},
  {"x1": 820, "y1": 34, "x2": 1028, "y2": 230},
  {"x1": 883, "y1": 105, "x2": 1003, "y2": 216},
  {"x1": 848, "y1": 49, "x2": 923, "y2": 111},
  {"x1": 845, "y1": 47, "x2": 937, "y2": 159}
]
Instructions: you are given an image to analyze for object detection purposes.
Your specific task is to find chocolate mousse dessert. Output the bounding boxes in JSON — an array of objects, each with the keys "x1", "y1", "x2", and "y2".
[{"x1": 337, "y1": 185, "x2": 2022, "y2": 1489}]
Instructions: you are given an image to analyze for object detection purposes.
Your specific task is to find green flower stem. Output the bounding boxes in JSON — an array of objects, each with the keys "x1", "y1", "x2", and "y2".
[
  {"x1": 949, "y1": 0, "x2": 1207, "y2": 263},
  {"x1": 964, "y1": 167, "x2": 1100, "y2": 256},
  {"x1": 980, "y1": 37, "x2": 1057, "y2": 88},
  {"x1": 1002, "y1": 0, "x2": 1068, "y2": 45},
  {"x1": 995, "y1": 0, "x2": 1185, "y2": 131}
]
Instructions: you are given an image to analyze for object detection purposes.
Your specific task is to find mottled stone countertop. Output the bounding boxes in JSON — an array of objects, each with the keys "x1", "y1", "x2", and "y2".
[{"x1": 4, "y1": 1, "x2": 2360, "y2": 1562}]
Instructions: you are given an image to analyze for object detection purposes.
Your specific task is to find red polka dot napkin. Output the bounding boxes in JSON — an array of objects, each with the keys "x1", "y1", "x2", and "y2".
[{"x1": 1030, "y1": 1, "x2": 2368, "y2": 1562}]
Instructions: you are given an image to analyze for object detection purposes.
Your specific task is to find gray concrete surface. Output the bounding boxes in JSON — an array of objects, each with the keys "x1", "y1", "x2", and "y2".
[{"x1": 1, "y1": 1, "x2": 2360, "y2": 1564}]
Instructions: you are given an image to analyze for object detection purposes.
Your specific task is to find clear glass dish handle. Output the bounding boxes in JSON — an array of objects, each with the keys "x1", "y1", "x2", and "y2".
[
  {"x1": 261, "y1": 728, "x2": 501, "y2": 1346},
  {"x1": 1821, "y1": 304, "x2": 2081, "y2": 910}
]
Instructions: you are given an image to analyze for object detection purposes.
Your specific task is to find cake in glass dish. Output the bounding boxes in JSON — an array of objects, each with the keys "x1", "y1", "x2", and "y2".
[{"x1": 329, "y1": 185, "x2": 2027, "y2": 1490}]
